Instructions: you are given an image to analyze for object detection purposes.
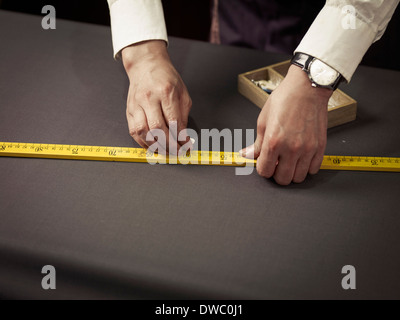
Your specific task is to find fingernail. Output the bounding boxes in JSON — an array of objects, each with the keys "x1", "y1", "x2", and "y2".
[
  {"x1": 179, "y1": 145, "x2": 191, "y2": 157},
  {"x1": 179, "y1": 138, "x2": 194, "y2": 157},
  {"x1": 239, "y1": 148, "x2": 246, "y2": 157},
  {"x1": 241, "y1": 145, "x2": 254, "y2": 158}
]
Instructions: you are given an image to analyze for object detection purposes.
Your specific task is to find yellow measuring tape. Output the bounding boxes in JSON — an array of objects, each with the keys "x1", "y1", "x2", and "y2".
[{"x1": 1, "y1": 142, "x2": 400, "y2": 172}]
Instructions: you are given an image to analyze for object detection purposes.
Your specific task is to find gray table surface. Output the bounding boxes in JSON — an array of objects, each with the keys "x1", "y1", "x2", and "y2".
[{"x1": 0, "y1": 10, "x2": 399, "y2": 299}]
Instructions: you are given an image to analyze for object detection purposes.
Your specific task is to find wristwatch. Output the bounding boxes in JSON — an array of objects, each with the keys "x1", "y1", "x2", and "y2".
[{"x1": 291, "y1": 52, "x2": 343, "y2": 90}]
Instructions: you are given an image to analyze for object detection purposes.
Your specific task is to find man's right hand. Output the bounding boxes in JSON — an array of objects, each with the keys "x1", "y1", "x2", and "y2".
[{"x1": 122, "y1": 40, "x2": 192, "y2": 154}]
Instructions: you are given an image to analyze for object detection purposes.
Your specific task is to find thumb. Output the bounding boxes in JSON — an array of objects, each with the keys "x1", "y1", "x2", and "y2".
[
  {"x1": 239, "y1": 136, "x2": 263, "y2": 160},
  {"x1": 240, "y1": 109, "x2": 267, "y2": 159}
]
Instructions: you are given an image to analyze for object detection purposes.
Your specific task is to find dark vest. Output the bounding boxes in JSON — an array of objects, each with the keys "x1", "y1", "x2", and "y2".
[{"x1": 218, "y1": 0, "x2": 325, "y2": 54}]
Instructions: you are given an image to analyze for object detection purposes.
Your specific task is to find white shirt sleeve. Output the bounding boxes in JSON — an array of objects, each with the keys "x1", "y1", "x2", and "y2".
[
  {"x1": 295, "y1": 0, "x2": 399, "y2": 82},
  {"x1": 107, "y1": 0, "x2": 168, "y2": 59}
]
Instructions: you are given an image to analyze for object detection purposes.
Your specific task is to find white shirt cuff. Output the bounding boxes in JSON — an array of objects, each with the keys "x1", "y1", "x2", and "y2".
[
  {"x1": 108, "y1": 0, "x2": 168, "y2": 59},
  {"x1": 295, "y1": 4, "x2": 376, "y2": 82}
]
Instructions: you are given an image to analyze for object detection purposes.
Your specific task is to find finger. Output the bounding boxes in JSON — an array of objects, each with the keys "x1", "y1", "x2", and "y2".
[
  {"x1": 161, "y1": 89, "x2": 189, "y2": 148},
  {"x1": 128, "y1": 106, "x2": 168, "y2": 154},
  {"x1": 239, "y1": 139, "x2": 261, "y2": 160},
  {"x1": 161, "y1": 99, "x2": 185, "y2": 150},
  {"x1": 273, "y1": 155, "x2": 299, "y2": 186},
  {"x1": 240, "y1": 113, "x2": 266, "y2": 159},
  {"x1": 253, "y1": 108, "x2": 279, "y2": 177},
  {"x1": 293, "y1": 154, "x2": 314, "y2": 183},
  {"x1": 309, "y1": 137, "x2": 326, "y2": 175},
  {"x1": 142, "y1": 101, "x2": 179, "y2": 155},
  {"x1": 256, "y1": 138, "x2": 280, "y2": 179},
  {"x1": 126, "y1": 106, "x2": 149, "y2": 148},
  {"x1": 309, "y1": 152, "x2": 325, "y2": 175},
  {"x1": 178, "y1": 90, "x2": 193, "y2": 145}
]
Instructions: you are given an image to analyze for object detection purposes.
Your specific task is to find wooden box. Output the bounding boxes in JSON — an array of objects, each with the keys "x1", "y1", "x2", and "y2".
[{"x1": 238, "y1": 61, "x2": 357, "y2": 128}]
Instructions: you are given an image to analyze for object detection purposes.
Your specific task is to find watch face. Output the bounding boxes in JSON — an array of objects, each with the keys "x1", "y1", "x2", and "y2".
[{"x1": 309, "y1": 59, "x2": 339, "y2": 86}]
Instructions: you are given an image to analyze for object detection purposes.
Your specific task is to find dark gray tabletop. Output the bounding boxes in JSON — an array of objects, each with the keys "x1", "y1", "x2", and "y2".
[{"x1": 0, "y1": 10, "x2": 399, "y2": 300}]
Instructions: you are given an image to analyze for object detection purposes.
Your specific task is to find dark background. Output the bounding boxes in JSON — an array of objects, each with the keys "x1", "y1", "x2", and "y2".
[
  {"x1": 0, "y1": 4, "x2": 400, "y2": 300},
  {"x1": 0, "y1": 0, "x2": 399, "y2": 71}
]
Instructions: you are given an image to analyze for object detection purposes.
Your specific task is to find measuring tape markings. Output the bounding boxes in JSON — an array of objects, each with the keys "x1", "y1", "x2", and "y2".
[
  {"x1": 1, "y1": 142, "x2": 400, "y2": 172},
  {"x1": 0, "y1": 142, "x2": 255, "y2": 166},
  {"x1": 321, "y1": 155, "x2": 400, "y2": 172}
]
